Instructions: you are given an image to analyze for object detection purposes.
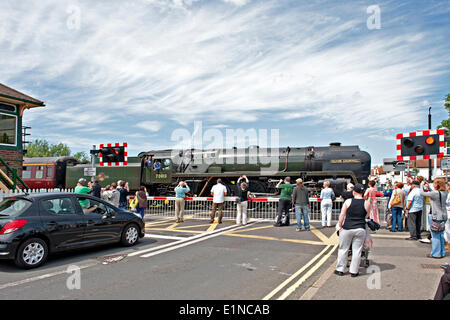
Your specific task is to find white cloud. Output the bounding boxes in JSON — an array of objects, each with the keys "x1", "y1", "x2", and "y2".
[
  {"x1": 1, "y1": 0, "x2": 449, "y2": 138},
  {"x1": 222, "y1": 0, "x2": 251, "y2": 6},
  {"x1": 135, "y1": 121, "x2": 163, "y2": 132}
]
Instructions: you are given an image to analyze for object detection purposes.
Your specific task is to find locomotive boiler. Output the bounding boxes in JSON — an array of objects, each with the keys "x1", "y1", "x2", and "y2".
[{"x1": 138, "y1": 142, "x2": 371, "y2": 197}]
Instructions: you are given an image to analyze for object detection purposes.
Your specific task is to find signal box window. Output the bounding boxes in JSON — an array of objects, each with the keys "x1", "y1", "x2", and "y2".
[
  {"x1": 41, "y1": 198, "x2": 77, "y2": 215},
  {"x1": 0, "y1": 113, "x2": 17, "y2": 146}
]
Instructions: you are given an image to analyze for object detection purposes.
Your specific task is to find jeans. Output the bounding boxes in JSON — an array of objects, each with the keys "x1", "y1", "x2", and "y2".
[
  {"x1": 321, "y1": 199, "x2": 332, "y2": 227},
  {"x1": 136, "y1": 207, "x2": 145, "y2": 218},
  {"x1": 429, "y1": 214, "x2": 446, "y2": 257},
  {"x1": 295, "y1": 205, "x2": 310, "y2": 230},
  {"x1": 391, "y1": 207, "x2": 403, "y2": 231},
  {"x1": 118, "y1": 206, "x2": 127, "y2": 210}
]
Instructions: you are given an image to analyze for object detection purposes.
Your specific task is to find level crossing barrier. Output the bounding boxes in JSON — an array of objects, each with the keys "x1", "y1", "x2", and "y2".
[{"x1": 135, "y1": 196, "x2": 392, "y2": 224}]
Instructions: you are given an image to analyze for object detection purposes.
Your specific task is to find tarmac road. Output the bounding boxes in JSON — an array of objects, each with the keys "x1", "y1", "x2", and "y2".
[
  {"x1": 0, "y1": 216, "x2": 445, "y2": 300},
  {"x1": 0, "y1": 217, "x2": 338, "y2": 300}
]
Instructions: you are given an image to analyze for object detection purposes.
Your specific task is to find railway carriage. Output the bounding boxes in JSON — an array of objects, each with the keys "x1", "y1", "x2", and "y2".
[{"x1": 22, "y1": 157, "x2": 78, "y2": 189}]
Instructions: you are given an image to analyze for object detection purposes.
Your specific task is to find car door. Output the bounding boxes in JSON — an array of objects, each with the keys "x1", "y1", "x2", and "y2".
[
  {"x1": 75, "y1": 196, "x2": 123, "y2": 243},
  {"x1": 39, "y1": 196, "x2": 87, "y2": 250}
]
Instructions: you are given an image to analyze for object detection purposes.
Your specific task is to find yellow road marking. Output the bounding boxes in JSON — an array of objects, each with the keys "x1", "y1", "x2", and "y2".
[
  {"x1": 227, "y1": 225, "x2": 273, "y2": 234},
  {"x1": 263, "y1": 245, "x2": 331, "y2": 300},
  {"x1": 145, "y1": 219, "x2": 176, "y2": 226},
  {"x1": 175, "y1": 223, "x2": 215, "y2": 230},
  {"x1": 277, "y1": 244, "x2": 338, "y2": 300},
  {"x1": 225, "y1": 233, "x2": 325, "y2": 246},
  {"x1": 206, "y1": 222, "x2": 219, "y2": 232},
  {"x1": 309, "y1": 226, "x2": 330, "y2": 243}
]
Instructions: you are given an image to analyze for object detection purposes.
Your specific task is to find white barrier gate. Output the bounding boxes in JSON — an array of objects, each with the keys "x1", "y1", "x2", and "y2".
[{"x1": 140, "y1": 196, "x2": 391, "y2": 223}]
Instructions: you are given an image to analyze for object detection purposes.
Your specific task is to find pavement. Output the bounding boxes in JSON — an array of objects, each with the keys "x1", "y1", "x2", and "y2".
[{"x1": 0, "y1": 215, "x2": 446, "y2": 300}]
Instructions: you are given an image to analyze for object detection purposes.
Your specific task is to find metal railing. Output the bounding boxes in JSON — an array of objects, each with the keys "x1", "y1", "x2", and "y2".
[
  {"x1": 136, "y1": 196, "x2": 392, "y2": 223},
  {"x1": 0, "y1": 188, "x2": 75, "y2": 200}
]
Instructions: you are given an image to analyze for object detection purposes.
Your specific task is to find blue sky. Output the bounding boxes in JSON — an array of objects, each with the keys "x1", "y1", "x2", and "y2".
[{"x1": 1, "y1": 0, "x2": 450, "y2": 165}]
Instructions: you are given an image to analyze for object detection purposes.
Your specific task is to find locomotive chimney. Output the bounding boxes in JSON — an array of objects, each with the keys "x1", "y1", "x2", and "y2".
[{"x1": 329, "y1": 142, "x2": 341, "y2": 147}]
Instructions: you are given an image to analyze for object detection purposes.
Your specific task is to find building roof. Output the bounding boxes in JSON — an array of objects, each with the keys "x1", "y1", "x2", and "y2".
[{"x1": 0, "y1": 83, "x2": 45, "y2": 107}]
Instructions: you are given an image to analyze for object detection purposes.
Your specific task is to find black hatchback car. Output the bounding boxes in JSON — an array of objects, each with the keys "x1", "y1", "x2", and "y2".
[{"x1": 0, "y1": 193, "x2": 145, "y2": 269}]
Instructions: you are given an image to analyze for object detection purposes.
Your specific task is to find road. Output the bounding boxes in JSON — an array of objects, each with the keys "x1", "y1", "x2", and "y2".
[{"x1": 0, "y1": 216, "x2": 445, "y2": 300}]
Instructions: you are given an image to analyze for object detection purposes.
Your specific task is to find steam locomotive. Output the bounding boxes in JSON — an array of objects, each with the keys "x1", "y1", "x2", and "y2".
[
  {"x1": 33, "y1": 142, "x2": 370, "y2": 197},
  {"x1": 136, "y1": 142, "x2": 371, "y2": 197}
]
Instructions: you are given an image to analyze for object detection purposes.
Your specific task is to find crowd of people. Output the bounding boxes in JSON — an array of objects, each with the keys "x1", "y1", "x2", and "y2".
[
  {"x1": 383, "y1": 176, "x2": 450, "y2": 255},
  {"x1": 73, "y1": 175, "x2": 449, "y2": 299},
  {"x1": 74, "y1": 178, "x2": 148, "y2": 218}
]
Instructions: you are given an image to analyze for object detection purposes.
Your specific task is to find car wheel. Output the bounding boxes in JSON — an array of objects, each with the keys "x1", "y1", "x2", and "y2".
[
  {"x1": 15, "y1": 238, "x2": 48, "y2": 269},
  {"x1": 121, "y1": 224, "x2": 140, "y2": 246}
]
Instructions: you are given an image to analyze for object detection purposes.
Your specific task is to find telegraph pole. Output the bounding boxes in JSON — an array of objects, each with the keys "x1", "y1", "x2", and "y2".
[{"x1": 428, "y1": 107, "x2": 432, "y2": 180}]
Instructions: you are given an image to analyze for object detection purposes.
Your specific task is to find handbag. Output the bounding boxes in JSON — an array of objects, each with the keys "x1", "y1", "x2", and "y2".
[
  {"x1": 430, "y1": 219, "x2": 445, "y2": 233},
  {"x1": 130, "y1": 196, "x2": 139, "y2": 209},
  {"x1": 367, "y1": 219, "x2": 380, "y2": 231},
  {"x1": 391, "y1": 190, "x2": 401, "y2": 206}
]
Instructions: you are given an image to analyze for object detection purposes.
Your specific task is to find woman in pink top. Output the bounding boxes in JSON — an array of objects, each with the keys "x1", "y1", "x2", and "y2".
[{"x1": 364, "y1": 180, "x2": 380, "y2": 224}]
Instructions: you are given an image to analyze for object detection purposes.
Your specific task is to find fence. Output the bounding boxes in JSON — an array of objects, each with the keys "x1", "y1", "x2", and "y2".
[
  {"x1": 0, "y1": 188, "x2": 74, "y2": 199},
  {"x1": 142, "y1": 196, "x2": 391, "y2": 224}
]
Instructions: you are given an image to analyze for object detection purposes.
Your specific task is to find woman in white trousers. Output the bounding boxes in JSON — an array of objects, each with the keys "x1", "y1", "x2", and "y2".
[{"x1": 320, "y1": 181, "x2": 335, "y2": 228}]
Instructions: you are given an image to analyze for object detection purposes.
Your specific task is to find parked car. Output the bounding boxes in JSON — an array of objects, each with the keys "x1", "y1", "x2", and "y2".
[{"x1": 0, "y1": 193, "x2": 145, "y2": 269}]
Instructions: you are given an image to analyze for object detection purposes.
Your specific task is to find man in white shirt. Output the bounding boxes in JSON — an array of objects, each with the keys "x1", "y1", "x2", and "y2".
[{"x1": 210, "y1": 179, "x2": 227, "y2": 224}]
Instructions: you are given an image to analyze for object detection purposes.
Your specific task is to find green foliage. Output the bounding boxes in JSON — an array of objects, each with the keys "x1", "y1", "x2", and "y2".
[
  {"x1": 72, "y1": 151, "x2": 89, "y2": 163},
  {"x1": 438, "y1": 94, "x2": 450, "y2": 135},
  {"x1": 26, "y1": 139, "x2": 89, "y2": 162}
]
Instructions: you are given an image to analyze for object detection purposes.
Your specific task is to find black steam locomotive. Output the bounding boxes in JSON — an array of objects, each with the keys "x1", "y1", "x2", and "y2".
[{"x1": 138, "y1": 142, "x2": 371, "y2": 197}]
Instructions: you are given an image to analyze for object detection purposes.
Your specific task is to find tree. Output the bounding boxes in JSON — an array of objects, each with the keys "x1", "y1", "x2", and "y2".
[
  {"x1": 438, "y1": 94, "x2": 450, "y2": 135},
  {"x1": 25, "y1": 139, "x2": 89, "y2": 163}
]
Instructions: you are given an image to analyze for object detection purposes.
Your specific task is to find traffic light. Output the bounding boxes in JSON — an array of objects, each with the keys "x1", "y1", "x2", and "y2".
[
  {"x1": 396, "y1": 130, "x2": 445, "y2": 160},
  {"x1": 99, "y1": 143, "x2": 128, "y2": 166}
]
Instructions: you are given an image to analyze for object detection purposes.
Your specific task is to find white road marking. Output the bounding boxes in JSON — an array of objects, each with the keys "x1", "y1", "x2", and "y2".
[
  {"x1": 0, "y1": 262, "x2": 97, "y2": 291},
  {"x1": 145, "y1": 234, "x2": 186, "y2": 240},
  {"x1": 277, "y1": 244, "x2": 338, "y2": 300},
  {"x1": 140, "y1": 222, "x2": 259, "y2": 258},
  {"x1": 129, "y1": 221, "x2": 258, "y2": 257}
]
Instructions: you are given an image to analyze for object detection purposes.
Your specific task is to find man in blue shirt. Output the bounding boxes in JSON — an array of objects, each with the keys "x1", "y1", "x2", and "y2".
[
  {"x1": 405, "y1": 180, "x2": 424, "y2": 240},
  {"x1": 174, "y1": 181, "x2": 190, "y2": 223},
  {"x1": 153, "y1": 160, "x2": 162, "y2": 172}
]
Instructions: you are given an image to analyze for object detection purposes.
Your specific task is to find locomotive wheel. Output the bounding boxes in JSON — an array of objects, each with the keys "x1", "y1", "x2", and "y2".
[{"x1": 249, "y1": 180, "x2": 267, "y2": 193}]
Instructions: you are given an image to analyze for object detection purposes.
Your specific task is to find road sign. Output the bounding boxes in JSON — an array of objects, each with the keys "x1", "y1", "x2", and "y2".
[
  {"x1": 396, "y1": 129, "x2": 445, "y2": 161},
  {"x1": 441, "y1": 158, "x2": 450, "y2": 171},
  {"x1": 84, "y1": 168, "x2": 97, "y2": 176}
]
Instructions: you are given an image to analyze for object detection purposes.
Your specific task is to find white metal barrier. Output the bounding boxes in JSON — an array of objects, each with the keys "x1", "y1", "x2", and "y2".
[
  {"x1": 0, "y1": 188, "x2": 74, "y2": 199},
  {"x1": 137, "y1": 196, "x2": 392, "y2": 223}
]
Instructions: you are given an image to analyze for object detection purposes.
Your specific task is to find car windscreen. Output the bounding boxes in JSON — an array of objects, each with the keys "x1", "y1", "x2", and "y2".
[{"x1": 0, "y1": 198, "x2": 33, "y2": 217}]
